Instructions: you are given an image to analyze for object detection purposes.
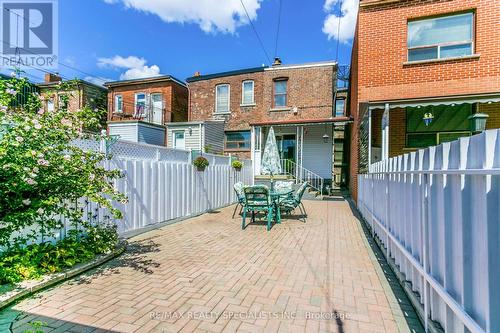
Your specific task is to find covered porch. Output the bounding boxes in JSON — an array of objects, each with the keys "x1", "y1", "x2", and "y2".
[
  {"x1": 250, "y1": 118, "x2": 351, "y2": 193},
  {"x1": 362, "y1": 92, "x2": 500, "y2": 169}
]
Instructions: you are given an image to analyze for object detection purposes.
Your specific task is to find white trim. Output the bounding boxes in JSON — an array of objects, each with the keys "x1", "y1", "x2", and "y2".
[
  {"x1": 265, "y1": 61, "x2": 336, "y2": 71},
  {"x1": 241, "y1": 80, "x2": 255, "y2": 105},
  {"x1": 215, "y1": 84, "x2": 230, "y2": 114},
  {"x1": 114, "y1": 94, "x2": 123, "y2": 113}
]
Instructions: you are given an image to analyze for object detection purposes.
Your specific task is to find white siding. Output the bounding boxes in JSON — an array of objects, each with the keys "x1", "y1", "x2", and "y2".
[
  {"x1": 167, "y1": 125, "x2": 201, "y2": 151},
  {"x1": 108, "y1": 123, "x2": 138, "y2": 142},
  {"x1": 302, "y1": 125, "x2": 333, "y2": 179},
  {"x1": 137, "y1": 124, "x2": 165, "y2": 146},
  {"x1": 204, "y1": 121, "x2": 225, "y2": 154}
]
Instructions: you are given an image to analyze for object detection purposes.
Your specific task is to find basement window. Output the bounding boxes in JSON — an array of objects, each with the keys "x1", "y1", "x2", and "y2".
[{"x1": 407, "y1": 12, "x2": 474, "y2": 62}]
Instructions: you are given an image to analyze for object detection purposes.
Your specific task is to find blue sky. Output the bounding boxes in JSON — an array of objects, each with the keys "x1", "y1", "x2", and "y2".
[{"x1": 18, "y1": 0, "x2": 359, "y2": 84}]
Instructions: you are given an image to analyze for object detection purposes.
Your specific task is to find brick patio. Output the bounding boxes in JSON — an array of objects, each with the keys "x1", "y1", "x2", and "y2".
[{"x1": 2, "y1": 200, "x2": 423, "y2": 333}]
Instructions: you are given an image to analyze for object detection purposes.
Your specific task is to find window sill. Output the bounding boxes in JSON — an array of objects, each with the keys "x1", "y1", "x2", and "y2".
[
  {"x1": 214, "y1": 112, "x2": 231, "y2": 115},
  {"x1": 403, "y1": 54, "x2": 480, "y2": 66},
  {"x1": 240, "y1": 103, "x2": 256, "y2": 107},
  {"x1": 270, "y1": 107, "x2": 291, "y2": 112}
]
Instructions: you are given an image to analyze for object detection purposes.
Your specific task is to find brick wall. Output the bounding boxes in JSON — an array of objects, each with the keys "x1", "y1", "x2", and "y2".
[
  {"x1": 480, "y1": 102, "x2": 500, "y2": 130},
  {"x1": 349, "y1": 0, "x2": 500, "y2": 200},
  {"x1": 189, "y1": 65, "x2": 335, "y2": 130},
  {"x1": 107, "y1": 81, "x2": 188, "y2": 125}
]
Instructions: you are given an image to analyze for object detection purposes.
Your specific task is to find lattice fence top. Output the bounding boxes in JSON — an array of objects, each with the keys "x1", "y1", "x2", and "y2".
[{"x1": 72, "y1": 138, "x2": 100, "y2": 152}]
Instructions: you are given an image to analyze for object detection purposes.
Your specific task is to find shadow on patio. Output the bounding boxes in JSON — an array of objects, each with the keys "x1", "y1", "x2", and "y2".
[{"x1": 2, "y1": 199, "x2": 423, "y2": 333}]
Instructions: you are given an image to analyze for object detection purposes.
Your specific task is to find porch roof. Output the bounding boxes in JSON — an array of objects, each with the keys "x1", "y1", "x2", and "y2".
[
  {"x1": 368, "y1": 92, "x2": 500, "y2": 110},
  {"x1": 250, "y1": 117, "x2": 352, "y2": 127}
]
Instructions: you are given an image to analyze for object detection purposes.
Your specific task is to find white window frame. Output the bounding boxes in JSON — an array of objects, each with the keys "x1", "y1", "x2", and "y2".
[
  {"x1": 241, "y1": 80, "x2": 255, "y2": 105},
  {"x1": 335, "y1": 98, "x2": 345, "y2": 117},
  {"x1": 47, "y1": 98, "x2": 54, "y2": 112},
  {"x1": 135, "y1": 92, "x2": 147, "y2": 117},
  {"x1": 407, "y1": 12, "x2": 475, "y2": 62},
  {"x1": 215, "y1": 84, "x2": 230, "y2": 114},
  {"x1": 115, "y1": 94, "x2": 123, "y2": 113}
]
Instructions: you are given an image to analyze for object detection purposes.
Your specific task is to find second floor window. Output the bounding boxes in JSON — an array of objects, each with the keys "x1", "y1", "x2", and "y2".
[
  {"x1": 215, "y1": 84, "x2": 230, "y2": 113},
  {"x1": 274, "y1": 79, "x2": 287, "y2": 108},
  {"x1": 242, "y1": 80, "x2": 254, "y2": 105},
  {"x1": 335, "y1": 98, "x2": 345, "y2": 117},
  {"x1": 135, "y1": 93, "x2": 146, "y2": 116},
  {"x1": 408, "y1": 12, "x2": 473, "y2": 62},
  {"x1": 115, "y1": 95, "x2": 123, "y2": 113},
  {"x1": 47, "y1": 98, "x2": 54, "y2": 112}
]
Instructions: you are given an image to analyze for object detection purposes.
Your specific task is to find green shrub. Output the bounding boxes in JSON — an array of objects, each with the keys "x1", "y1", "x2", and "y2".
[
  {"x1": 193, "y1": 156, "x2": 209, "y2": 169},
  {"x1": 0, "y1": 223, "x2": 118, "y2": 285},
  {"x1": 231, "y1": 160, "x2": 243, "y2": 169}
]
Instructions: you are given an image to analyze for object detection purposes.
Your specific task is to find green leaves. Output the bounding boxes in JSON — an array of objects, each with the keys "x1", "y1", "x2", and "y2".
[
  {"x1": 0, "y1": 75, "x2": 126, "y2": 248},
  {"x1": 0, "y1": 224, "x2": 118, "y2": 285}
]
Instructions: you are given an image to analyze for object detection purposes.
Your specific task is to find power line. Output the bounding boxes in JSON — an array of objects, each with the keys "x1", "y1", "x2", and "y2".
[
  {"x1": 274, "y1": 0, "x2": 283, "y2": 59},
  {"x1": 0, "y1": 39, "x2": 109, "y2": 84},
  {"x1": 239, "y1": 0, "x2": 272, "y2": 65}
]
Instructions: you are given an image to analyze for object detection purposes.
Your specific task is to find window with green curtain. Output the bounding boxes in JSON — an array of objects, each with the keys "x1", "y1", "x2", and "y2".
[
  {"x1": 408, "y1": 12, "x2": 473, "y2": 62},
  {"x1": 406, "y1": 104, "x2": 472, "y2": 148},
  {"x1": 225, "y1": 131, "x2": 251, "y2": 150}
]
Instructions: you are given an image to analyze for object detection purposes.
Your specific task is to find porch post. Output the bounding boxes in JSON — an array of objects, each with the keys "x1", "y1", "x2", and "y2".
[
  {"x1": 382, "y1": 103, "x2": 390, "y2": 161},
  {"x1": 368, "y1": 109, "x2": 372, "y2": 172}
]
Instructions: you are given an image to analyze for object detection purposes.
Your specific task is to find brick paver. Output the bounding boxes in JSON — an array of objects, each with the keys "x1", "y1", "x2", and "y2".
[{"x1": 2, "y1": 200, "x2": 421, "y2": 332}]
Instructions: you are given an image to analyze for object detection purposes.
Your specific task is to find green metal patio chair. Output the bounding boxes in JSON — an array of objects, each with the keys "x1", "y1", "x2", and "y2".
[
  {"x1": 280, "y1": 182, "x2": 309, "y2": 221},
  {"x1": 232, "y1": 182, "x2": 246, "y2": 218},
  {"x1": 242, "y1": 185, "x2": 275, "y2": 231}
]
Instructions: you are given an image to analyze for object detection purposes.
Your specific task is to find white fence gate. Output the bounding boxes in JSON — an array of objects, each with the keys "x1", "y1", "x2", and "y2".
[
  {"x1": 358, "y1": 129, "x2": 500, "y2": 333},
  {"x1": 78, "y1": 138, "x2": 253, "y2": 235}
]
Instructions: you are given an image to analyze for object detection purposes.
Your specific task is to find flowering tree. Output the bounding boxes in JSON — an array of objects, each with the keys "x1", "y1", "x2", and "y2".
[{"x1": 0, "y1": 73, "x2": 124, "y2": 249}]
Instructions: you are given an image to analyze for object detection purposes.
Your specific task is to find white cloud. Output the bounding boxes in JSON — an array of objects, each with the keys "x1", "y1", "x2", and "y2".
[
  {"x1": 322, "y1": 0, "x2": 359, "y2": 44},
  {"x1": 102, "y1": 0, "x2": 262, "y2": 33},
  {"x1": 97, "y1": 55, "x2": 161, "y2": 80}
]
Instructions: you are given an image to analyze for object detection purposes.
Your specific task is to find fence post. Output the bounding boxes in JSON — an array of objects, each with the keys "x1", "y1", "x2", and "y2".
[{"x1": 421, "y1": 172, "x2": 429, "y2": 333}]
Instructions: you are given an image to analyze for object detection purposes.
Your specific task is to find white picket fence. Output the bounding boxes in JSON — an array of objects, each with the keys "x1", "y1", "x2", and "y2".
[{"x1": 357, "y1": 129, "x2": 500, "y2": 333}]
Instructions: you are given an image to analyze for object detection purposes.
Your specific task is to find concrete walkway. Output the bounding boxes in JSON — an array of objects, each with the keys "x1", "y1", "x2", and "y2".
[{"x1": 2, "y1": 200, "x2": 423, "y2": 333}]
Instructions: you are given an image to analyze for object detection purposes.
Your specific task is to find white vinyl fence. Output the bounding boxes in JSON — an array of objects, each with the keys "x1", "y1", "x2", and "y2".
[
  {"x1": 74, "y1": 138, "x2": 253, "y2": 235},
  {"x1": 357, "y1": 129, "x2": 500, "y2": 333}
]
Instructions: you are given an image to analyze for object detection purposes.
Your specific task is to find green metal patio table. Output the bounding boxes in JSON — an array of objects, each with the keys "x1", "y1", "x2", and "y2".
[{"x1": 270, "y1": 188, "x2": 293, "y2": 224}]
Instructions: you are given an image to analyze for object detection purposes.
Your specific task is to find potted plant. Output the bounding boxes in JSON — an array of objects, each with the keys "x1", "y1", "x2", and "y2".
[
  {"x1": 193, "y1": 156, "x2": 209, "y2": 171},
  {"x1": 232, "y1": 160, "x2": 243, "y2": 171}
]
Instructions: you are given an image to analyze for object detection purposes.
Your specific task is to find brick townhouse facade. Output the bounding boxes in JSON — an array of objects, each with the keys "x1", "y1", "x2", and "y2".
[
  {"x1": 37, "y1": 73, "x2": 107, "y2": 129},
  {"x1": 104, "y1": 76, "x2": 188, "y2": 146},
  {"x1": 348, "y1": 0, "x2": 500, "y2": 199},
  {"x1": 106, "y1": 76, "x2": 188, "y2": 125},
  {"x1": 187, "y1": 60, "x2": 351, "y2": 191}
]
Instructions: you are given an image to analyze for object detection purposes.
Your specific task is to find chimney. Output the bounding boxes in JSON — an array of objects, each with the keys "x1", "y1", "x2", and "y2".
[
  {"x1": 272, "y1": 57, "x2": 282, "y2": 66},
  {"x1": 44, "y1": 73, "x2": 62, "y2": 83},
  {"x1": 193, "y1": 71, "x2": 201, "y2": 77}
]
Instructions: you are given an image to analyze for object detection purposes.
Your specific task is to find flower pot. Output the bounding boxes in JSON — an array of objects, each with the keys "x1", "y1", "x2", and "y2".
[
  {"x1": 234, "y1": 167, "x2": 242, "y2": 171},
  {"x1": 197, "y1": 166, "x2": 206, "y2": 172}
]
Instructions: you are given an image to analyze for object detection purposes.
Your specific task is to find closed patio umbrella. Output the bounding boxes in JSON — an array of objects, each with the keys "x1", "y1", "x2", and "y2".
[{"x1": 261, "y1": 126, "x2": 282, "y2": 177}]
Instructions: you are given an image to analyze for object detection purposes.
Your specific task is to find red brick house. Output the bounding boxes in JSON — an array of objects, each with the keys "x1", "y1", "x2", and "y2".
[
  {"x1": 187, "y1": 59, "x2": 351, "y2": 191},
  {"x1": 348, "y1": 0, "x2": 500, "y2": 199},
  {"x1": 104, "y1": 76, "x2": 188, "y2": 146}
]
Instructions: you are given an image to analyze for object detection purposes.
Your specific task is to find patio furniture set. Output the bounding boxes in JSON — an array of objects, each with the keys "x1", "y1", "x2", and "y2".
[{"x1": 233, "y1": 181, "x2": 309, "y2": 231}]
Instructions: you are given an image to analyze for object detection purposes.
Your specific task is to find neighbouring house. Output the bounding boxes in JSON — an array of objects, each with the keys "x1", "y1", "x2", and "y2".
[
  {"x1": 166, "y1": 120, "x2": 225, "y2": 153},
  {"x1": 348, "y1": 0, "x2": 500, "y2": 199},
  {"x1": 187, "y1": 59, "x2": 351, "y2": 191},
  {"x1": 1, "y1": 73, "x2": 40, "y2": 106},
  {"x1": 105, "y1": 75, "x2": 188, "y2": 146},
  {"x1": 37, "y1": 73, "x2": 107, "y2": 129}
]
